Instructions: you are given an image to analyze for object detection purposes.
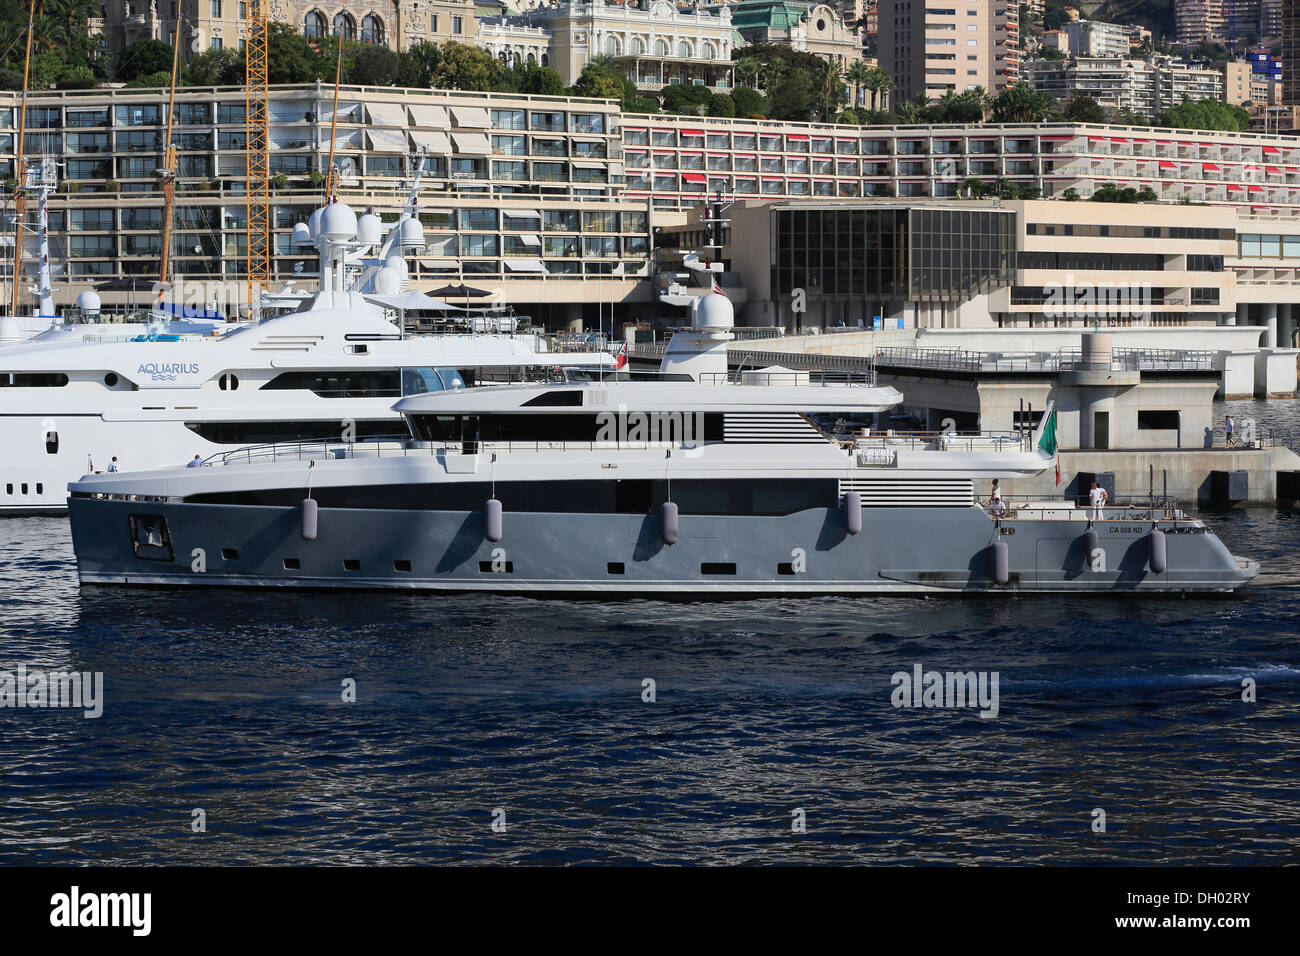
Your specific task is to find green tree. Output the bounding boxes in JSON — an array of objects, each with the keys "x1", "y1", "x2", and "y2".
[
  {"x1": 991, "y1": 82, "x2": 1052, "y2": 123},
  {"x1": 265, "y1": 21, "x2": 329, "y2": 84},
  {"x1": 707, "y1": 92, "x2": 735, "y2": 117},
  {"x1": 571, "y1": 62, "x2": 626, "y2": 99},
  {"x1": 660, "y1": 82, "x2": 713, "y2": 115},
  {"x1": 432, "y1": 41, "x2": 499, "y2": 91},
  {"x1": 345, "y1": 42, "x2": 401, "y2": 86},
  {"x1": 1063, "y1": 94, "x2": 1105, "y2": 124},
  {"x1": 730, "y1": 86, "x2": 764, "y2": 117},
  {"x1": 116, "y1": 38, "x2": 173, "y2": 82},
  {"x1": 395, "y1": 41, "x2": 441, "y2": 88},
  {"x1": 184, "y1": 47, "x2": 241, "y2": 86},
  {"x1": 1156, "y1": 98, "x2": 1250, "y2": 133},
  {"x1": 863, "y1": 67, "x2": 894, "y2": 112},
  {"x1": 845, "y1": 60, "x2": 871, "y2": 109},
  {"x1": 125, "y1": 69, "x2": 173, "y2": 88}
]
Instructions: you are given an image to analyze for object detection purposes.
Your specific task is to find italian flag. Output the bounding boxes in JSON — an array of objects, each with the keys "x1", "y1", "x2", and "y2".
[{"x1": 1037, "y1": 406, "x2": 1060, "y2": 486}]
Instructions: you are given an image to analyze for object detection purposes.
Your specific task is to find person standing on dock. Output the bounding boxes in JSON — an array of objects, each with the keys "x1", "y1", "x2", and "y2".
[
  {"x1": 1225, "y1": 416, "x2": 1235, "y2": 448},
  {"x1": 1089, "y1": 481, "x2": 1108, "y2": 521}
]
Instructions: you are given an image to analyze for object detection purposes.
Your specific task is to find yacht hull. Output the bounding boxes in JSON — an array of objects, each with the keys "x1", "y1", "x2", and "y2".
[{"x1": 68, "y1": 498, "x2": 1259, "y2": 594}]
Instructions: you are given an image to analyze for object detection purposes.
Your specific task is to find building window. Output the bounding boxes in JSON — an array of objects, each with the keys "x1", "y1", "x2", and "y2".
[
  {"x1": 210, "y1": 38, "x2": 222, "y2": 50},
  {"x1": 333, "y1": 13, "x2": 355, "y2": 40},
  {"x1": 210, "y1": 0, "x2": 220, "y2": 15},
  {"x1": 304, "y1": 11, "x2": 325, "y2": 37},
  {"x1": 452, "y1": 16, "x2": 463, "y2": 34},
  {"x1": 361, "y1": 14, "x2": 383, "y2": 44},
  {"x1": 431, "y1": 15, "x2": 438, "y2": 33}
]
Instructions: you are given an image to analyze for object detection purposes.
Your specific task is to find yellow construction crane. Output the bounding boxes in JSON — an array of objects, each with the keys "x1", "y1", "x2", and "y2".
[{"x1": 245, "y1": 0, "x2": 271, "y2": 315}]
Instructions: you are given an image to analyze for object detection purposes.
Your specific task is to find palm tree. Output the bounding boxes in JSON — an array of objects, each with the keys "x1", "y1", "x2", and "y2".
[
  {"x1": 863, "y1": 67, "x2": 894, "y2": 112},
  {"x1": 845, "y1": 60, "x2": 871, "y2": 110},
  {"x1": 992, "y1": 82, "x2": 1052, "y2": 123},
  {"x1": 735, "y1": 56, "x2": 762, "y2": 91}
]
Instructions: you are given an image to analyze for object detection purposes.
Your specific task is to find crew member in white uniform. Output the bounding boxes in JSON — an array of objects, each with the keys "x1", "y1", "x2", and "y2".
[{"x1": 1088, "y1": 481, "x2": 1108, "y2": 521}]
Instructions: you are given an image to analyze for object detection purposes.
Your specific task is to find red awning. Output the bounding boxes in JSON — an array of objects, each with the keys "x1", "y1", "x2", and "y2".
[
  {"x1": 786, "y1": 134, "x2": 809, "y2": 140},
  {"x1": 1248, "y1": 185, "x2": 1265, "y2": 192},
  {"x1": 1202, "y1": 163, "x2": 1220, "y2": 171},
  {"x1": 1227, "y1": 184, "x2": 1243, "y2": 191},
  {"x1": 1266, "y1": 166, "x2": 1281, "y2": 175},
  {"x1": 1158, "y1": 161, "x2": 1177, "y2": 169},
  {"x1": 680, "y1": 129, "x2": 705, "y2": 136},
  {"x1": 1263, "y1": 146, "x2": 1281, "y2": 154},
  {"x1": 681, "y1": 173, "x2": 706, "y2": 183},
  {"x1": 1110, "y1": 137, "x2": 1129, "y2": 144},
  {"x1": 761, "y1": 176, "x2": 783, "y2": 180},
  {"x1": 1040, "y1": 135, "x2": 1074, "y2": 141},
  {"x1": 733, "y1": 174, "x2": 756, "y2": 179},
  {"x1": 679, "y1": 150, "x2": 702, "y2": 155}
]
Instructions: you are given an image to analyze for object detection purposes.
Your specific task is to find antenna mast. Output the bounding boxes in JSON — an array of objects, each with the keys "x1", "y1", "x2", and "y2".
[{"x1": 9, "y1": 0, "x2": 36, "y2": 317}]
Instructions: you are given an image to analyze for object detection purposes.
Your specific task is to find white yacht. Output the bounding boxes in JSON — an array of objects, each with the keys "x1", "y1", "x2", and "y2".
[
  {"x1": 2, "y1": 197, "x2": 606, "y2": 514},
  {"x1": 66, "y1": 291, "x2": 1260, "y2": 594}
]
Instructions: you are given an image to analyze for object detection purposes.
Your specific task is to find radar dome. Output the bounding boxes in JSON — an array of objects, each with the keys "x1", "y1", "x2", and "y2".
[
  {"x1": 307, "y1": 206, "x2": 325, "y2": 240},
  {"x1": 357, "y1": 213, "x2": 382, "y2": 246},
  {"x1": 76, "y1": 290, "x2": 102, "y2": 315},
  {"x1": 374, "y1": 265, "x2": 403, "y2": 295},
  {"x1": 0, "y1": 315, "x2": 20, "y2": 343},
  {"x1": 320, "y1": 202, "x2": 358, "y2": 242},
  {"x1": 694, "y1": 291, "x2": 734, "y2": 333},
  {"x1": 291, "y1": 222, "x2": 313, "y2": 246},
  {"x1": 398, "y1": 218, "x2": 425, "y2": 249},
  {"x1": 384, "y1": 254, "x2": 409, "y2": 280}
]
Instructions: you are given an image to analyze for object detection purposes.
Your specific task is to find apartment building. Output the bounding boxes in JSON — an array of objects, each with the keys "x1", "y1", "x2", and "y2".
[
  {"x1": 10, "y1": 83, "x2": 1300, "y2": 326},
  {"x1": 1175, "y1": 0, "x2": 1225, "y2": 46},
  {"x1": 1023, "y1": 57, "x2": 1224, "y2": 118},
  {"x1": 1063, "y1": 20, "x2": 1132, "y2": 59},
  {"x1": 2, "y1": 85, "x2": 649, "y2": 326},
  {"x1": 1285, "y1": 4, "x2": 1300, "y2": 105},
  {"x1": 877, "y1": 0, "x2": 1018, "y2": 102}
]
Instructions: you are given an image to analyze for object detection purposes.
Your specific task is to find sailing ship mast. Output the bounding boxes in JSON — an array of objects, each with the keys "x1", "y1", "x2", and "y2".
[
  {"x1": 157, "y1": 18, "x2": 184, "y2": 303},
  {"x1": 8, "y1": 0, "x2": 35, "y2": 317},
  {"x1": 325, "y1": 34, "x2": 343, "y2": 203}
]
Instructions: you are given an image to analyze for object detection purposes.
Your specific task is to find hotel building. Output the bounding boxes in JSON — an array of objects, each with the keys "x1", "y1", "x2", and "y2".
[{"x1": 5, "y1": 82, "x2": 1300, "y2": 359}]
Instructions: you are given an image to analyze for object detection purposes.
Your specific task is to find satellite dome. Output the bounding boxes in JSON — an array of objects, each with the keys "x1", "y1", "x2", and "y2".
[
  {"x1": 398, "y1": 218, "x2": 425, "y2": 249},
  {"x1": 357, "y1": 213, "x2": 382, "y2": 246},
  {"x1": 307, "y1": 206, "x2": 325, "y2": 240},
  {"x1": 384, "y1": 254, "x2": 408, "y2": 280},
  {"x1": 291, "y1": 222, "x2": 313, "y2": 246},
  {"x1": 695, "y1": 291, "x2": 734, "y2": 332},
  {"x1": 76, "y1": 290, "x2": 102, "y2": 315},
  {"x1": 374, "y1": 264, "x2": 403, "y2": 295},
  {"x1": 320, "y1": 202, "x2": 358, "y2": 242},
  {"x1": 0, "y1": 315, "x2": 20, "y2": 343}
]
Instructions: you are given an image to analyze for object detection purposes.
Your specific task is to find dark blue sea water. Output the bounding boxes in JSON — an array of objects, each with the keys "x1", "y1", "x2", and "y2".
[{"x1": 1, "y1": 500, "x2": 1298, "y2": 865}]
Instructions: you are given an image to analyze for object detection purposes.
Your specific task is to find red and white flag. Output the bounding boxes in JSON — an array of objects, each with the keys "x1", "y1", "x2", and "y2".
[
  {"x1": 711, "y1": 276, "x2": 727, "y2": 298},
  {"x1": 613, "y1": 341, "x2": 628, "y2": 370}
]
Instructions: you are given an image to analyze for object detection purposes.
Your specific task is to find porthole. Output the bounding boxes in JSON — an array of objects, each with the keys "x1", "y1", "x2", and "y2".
[
  {"x1": 104, "y1": 372, "x2": 119, "y2": 387},
  {"x1": 219, "y1": 373, "x2": 240, "y2": 391},
  {"x1": 45, "y1": 430, "x2": 58, "y2": 454}
]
